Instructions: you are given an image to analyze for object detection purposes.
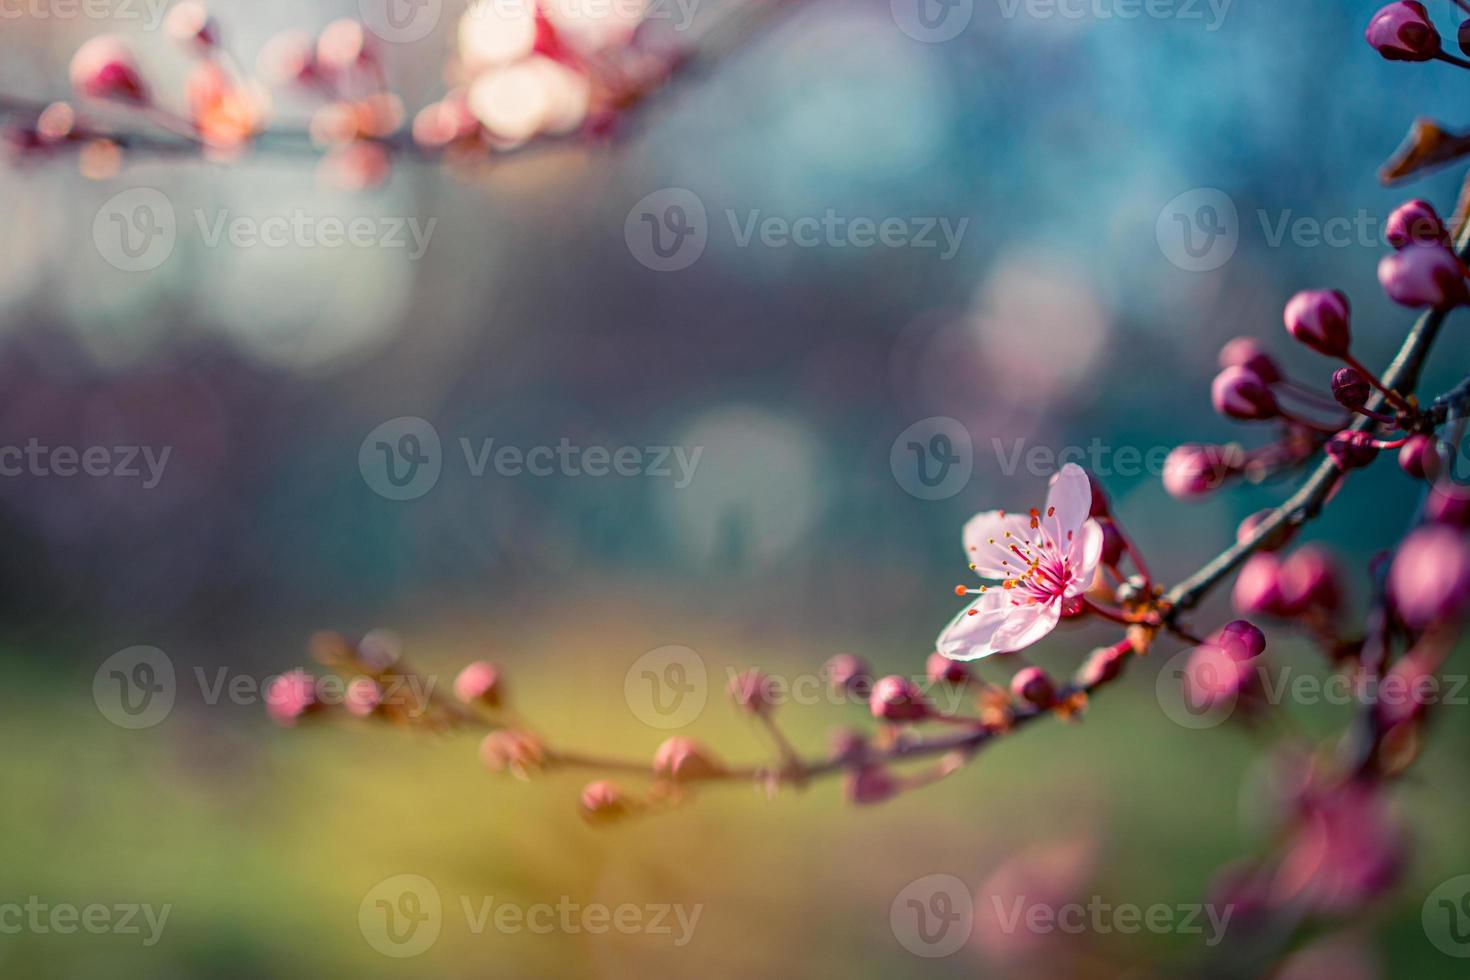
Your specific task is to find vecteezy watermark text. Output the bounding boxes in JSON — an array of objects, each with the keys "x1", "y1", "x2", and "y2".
[
  {"x1": 359, "y1": 417, "x2": 704, "y2": 500},
  {"x1": 0, "y1": 0, "x2": 168, "y2": 27},
  {"x1": 0, "y1": 440, "x2": 170, "y2": 487},
  {"x1": 987, "y1": 894, "x2": 1233, "y2": 945},
  {"x1": 0, "y1": 898, "x2": 170, "y2": 946},
  {"x1": 358, "y1": 875, "x2": 701, "y2": 958}
]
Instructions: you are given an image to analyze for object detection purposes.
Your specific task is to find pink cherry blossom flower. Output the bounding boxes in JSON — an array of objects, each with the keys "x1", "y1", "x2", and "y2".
[{"x1": 937, "y1": 463, "x2": 1104, "y2": 661}]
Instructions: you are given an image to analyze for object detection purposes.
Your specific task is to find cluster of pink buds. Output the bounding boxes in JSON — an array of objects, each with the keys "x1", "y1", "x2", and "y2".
[{"x1": 1367, "y1": 1, "x2": 1470, "y2": 68}]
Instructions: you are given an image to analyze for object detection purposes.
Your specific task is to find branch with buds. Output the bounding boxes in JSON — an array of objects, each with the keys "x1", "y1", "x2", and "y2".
[{"x1": 2, "y1": 0, "x2": 794, "y2": 185}]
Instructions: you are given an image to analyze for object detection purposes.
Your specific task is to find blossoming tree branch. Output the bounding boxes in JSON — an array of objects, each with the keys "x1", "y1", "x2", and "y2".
[{"x1": 25, "y1": 0, "x2": 1470, "y2": 972}]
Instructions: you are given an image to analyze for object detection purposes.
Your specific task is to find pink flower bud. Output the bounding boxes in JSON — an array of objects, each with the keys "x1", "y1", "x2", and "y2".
[
  {"x1": 165, "y1": 1, "x2": 218, "y2": 48},
  {"x1": 1284, "y1": 290, "x2": 1351, "y2": 357},
  {"x1": 1182, "y1": 643, "x2": 1256, "y2": 713},
  {"x1": 1214, "y1": 619, "x2": 1267, "y2": 661},
  {"x1": 1397, "y1": 433, "x2": 1438, "y2": 479},
  {"x1": 1378, "y1": 243, "x2": 1470, "y2": 309},
  {"x1": 265, "y1": 669, "x2": 320, "y2": 726},
  {"x1": 1427, "y1": 486, "x2": 1470, "y2": 527},
  {"x1": 1331, "y1": 368, "x2": 1370, "y2": 411},
  {"x1": 580, "y1": 780, "x2": 631, "y2": 822},
  {"x1": 316, "y1": 19, "x2": 372, "y2": 74},
  {"x1": 925, "y1": 651, "x2": 970, "y2": 686},
  {"x1": 1163, "y1": 443, "x2": 1236, "y2": 499},
  {"x1": 829, "y1": 728, "x2": 869, "y2": 765},
  {"x1": 1326, "y1": 430, "x2": 1379, "y2": 471},
  {"x1": 727, "y1": 668, "x2": 777, "y2": 716},
  {"x1": 1010, "y1": 666, "x2": 1056, "y2": 708},
  {"x1": 869, "y1": 675, "x2": 931, "y2": 722},
  {"x1": 1234, "y1": 552, "x2": 1286, "y2": 616},
  {"x1": 1278, "y1": 545, "x2": 1342, "y2": 615},
  {"x1": 1461, "y1": 18, "x2": 1470, "y2": 56},
  {"x1": 479, "y1": 730, "x2": 544, "y2": 775},
  {"x1": 1078, "y1": 644, "x2": 1126, "y2": 687},
  {"x1": 1086, "y1": 470, "x2": 1110, "y2": 517},
  {"x1": 652, "y1": 736, "x2": 724, "y2": 781},
  {"x1": 344, "y1": 677, "x2": 383, "y2": 717},
  {"x1": 1376, "y1": 653, "x2": 1437, "y2": 728},
  {"x1": 845, "y1": 764, "x2": 900, "y2": 805},
  {"x1": 1218, "y1": 336, "x2": 1282, "y2": 384},
  {"x1": 1389, "y1": 524, "x2": 1470, "y2": 628},
  {"x1": 1385, "y1": 198, "x2": 1448, "y2": 248},
  {"x1": 453, "y1": 661, "x2": 504, "y2": 707},
  {"x1": 824, "y1": 653, "x2": 871, "y2": 697},
  {"x1": 70, "y1": 36, "x2": 149, "y2": 104},
  {"x1": 1237, "y1": 509, "x2": 1295, "y2": 552},
  {"x1": 1365, "y1": 1, "x2": 1441, "y2": 61},
  {"x1": 1098, "y1": 517, "x2": 1125, "y2": 566},
  {"x1": 1212, "y1": 366, "x2": 1279, "y2": 421}
]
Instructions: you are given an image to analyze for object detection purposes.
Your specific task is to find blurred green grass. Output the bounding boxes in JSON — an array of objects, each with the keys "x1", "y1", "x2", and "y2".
[{"x1": 3, "y1": 609, "x2": 1469, "y2": 978}]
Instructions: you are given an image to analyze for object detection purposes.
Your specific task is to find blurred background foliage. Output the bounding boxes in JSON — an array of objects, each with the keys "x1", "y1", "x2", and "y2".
[{"x1": 2, "y1": 0, "x2": 1470, "y2": 975}]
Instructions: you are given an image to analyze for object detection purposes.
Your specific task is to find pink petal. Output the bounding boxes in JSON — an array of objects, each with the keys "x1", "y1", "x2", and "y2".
[
  {"x1": 937, "y1": 591, "x2": 1061, "y2": 660},
  {"x1": 962, "y1": 510, "x2": 1038, "y2": 579},
  {"x1": 1044, "y1": 463, "x2": 1093, "y2": 539},
  {"x1": 1064, "y1": 518, "x2": 1105, "y2": 597}
]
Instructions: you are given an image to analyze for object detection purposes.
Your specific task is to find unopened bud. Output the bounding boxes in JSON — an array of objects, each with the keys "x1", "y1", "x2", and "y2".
[
  {"x1": 265, "y1": 669, "x2": 320, "y2": 726},
  {"x1": 1389, "y1": 525, "x2": 1470, "y2": 629},
  {"x1": 653, "y1": 736, "x2": 725, "y2": 782},
  {"x1": 1378, "y1": 243, "x2": 1470, "y2": 309},
  {"x1": 1326, "y1": 430, "x2": 1379, "y2": 471},
  {"x1": 845, "y1": 765, "x2": 901, "y2": 805},
  {"x1": 869, "y1": 675, "x2": 931, "y2": 722},
  {"x1": 70, "y1": 36, "x2": 149, "y2": 104},
  {"x1": 479, "y1": 730, "x2": 544, "y2": 776},
  {"x1": 580, "y1": 780, "x2": 631, "y2": 822},
  {"x1": 926, "y1": 651, "x2": 970, "y2": 686},
  {"x1": 824, "y1": 653, "x2": 871, "y2": 698},
  {"x1": 1365, "y1": 1, "x2": 1441, "y2": 62},
  {"x1": 1218, "y1": 337, "x2": 1282, "y2": 384},
  {"x1": 1010, "y1": 666, "x2": 1057, "y2": 708},
  {"x1": 1331, "y1": 368, "x2": 1370, "y2": 411},
  {"x1": 344, "y1": 677, "x2": 383, "y2": 718},
  {"x1": 1214, "y1": 620, "x2": 1267, "y2": 661},
  {"x1": 453, "y1": 661, "x2": 504, "y2": 707},
  {"x1": 1385, "y1": 198, "x2": 1448, "y2": 249},
  {"x1": 1398, "y1": 434, "x2": 1438, "y2": 479},
  {"x1": 1284, "y1": 289, "x2": 1351, "y2": 357},
  {"x1": 727, "y1": 668, "x2": 778, "y2": 716}
]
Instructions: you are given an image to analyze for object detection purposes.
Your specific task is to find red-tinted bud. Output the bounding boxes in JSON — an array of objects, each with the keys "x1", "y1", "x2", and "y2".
[
  {"x1": 1214, "y1": 619, "x2": 1267, "y2": 661},
  {"x1": 1278, "y1": 545, "x2": 1342, "y2": 615},
  {"x1": 1461, "y1": 18, "x2": 1470, "y2": 57},
  {"x1": 1233, "y1": 552, "x2": 1286, "y2": 617},
  {"x1": 1385, "y1": 199, "x2": 1448, "y2": 249},
  {"x1": 165, "y1": 1, "x2": 218, "y2": 48},
  {"x1": 344, "y1": 677, "x2": 383, "y2": 717},
  {"x1": 1365, "y1": 1, "x2": 1441, "y2": 61},
  {"x1": 653, "y1": 736, "x2": 725, "y2": 781},
  {"x1": 1378, "y1": 243, "x2": 1470, "y2": 309},
  {"x1": 727, "y1": 668, "x2": 777, "y2": 716},
  {"x1": 870, "y1": 675, "x2": 931, "y2": 722},
  {"x1": 1010, "y1": 666, "x2": 1057, "y2": 708},
  {"x1": 1284, "y1": 290, "x2": 1351, "y2": 357},
  {"x1": 1427, "y1": 486, "x2": 1470, "y2": 527},
  {"x1": 1078, "y1": 644, "x2": 1126, "y2": 687},
  {"x1": 1212, "y1": 366, "x2": 1279, "y2": 421},
  {"x1": 1163, "y1": 443, "x2": 1237, "y2": 499},
  {"x1": 829, "y1": 728, "x2": 869, "y2": 766},
  {"x1": 1330, "y1": 368, "x2": 1370, "y2": 411},
  {"x1": 824, "y1": 654, "x2": 871, "y2": 698},
  {"x1": 1389, "y1": 525, "x2": 1470, "y2": 629},
  {"x1": 1098, "y1": 518, "x2": 1125, "y2": 566},
  {"x1": 1182, "y1": 643, "x2": 1258, "y2": 713},
  {"x1": 1398, "y1": 434, "x2": 1438, "y2": 479},
  {"x1": 1237, "y1": 509, "x2": 1295, "y2": 552},
  {"x1": 70, "y1": 36, "x2": 148, "y2": 104},
  {"x1": 265, "y1": 669, "x2": 320, "y2": 726},
  {"x1": 453, "y1": 661, "x2": 504, "y2": 707},
  {"x1": 1218, "y1": 337, "x2": 1282, "y2": 384},
  {"x1": 480, "y1": 730, "x2": 545, "y2": 776},
  {"x1": 1326, "y1": 430, "x2": 1379, "y2": 471},
  {"x1": 580, "y1": 780, "x2": 631, "y2": 822},
  {"x1": 926, "y1": 651, "x2": 970, "y2": 686},
  {"x1": 845, "y1": 765, "x2": 900, "y2": 805}
]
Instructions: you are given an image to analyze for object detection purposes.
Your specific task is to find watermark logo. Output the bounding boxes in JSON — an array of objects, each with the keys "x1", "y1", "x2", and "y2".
[
  {"x1": 0, "y1": 898, "x2": 170, "y2": 945},
  {"x1": 891, "y1": 874, "x2": 974, "y2": 957},
  {"x1": 891, "y1": 0, "x2": 973, "y2": 41},
  {"x1": 94, "y1": 188, "x2": 176, "y2": 273},
  {"x1": 359, "y1": 0, "x2": 442, "y2": 41},
  {"x1": 359, "y1": 417, "x2": 443, "y2": 501},
  {"x1": 890, "y1": 417, "x2": 974, "y2": 500},
  {"x1": 625, "y1": 188, "x2": 708, "y2": 272},
  {"x1": 1423, "y1": 875, "x2": 1470, "y2": 958},
  {"x1": 1156, "y1": 188, "x2": 1238, "y2": 272},
  {"x1": 360, "y1": 874, "x2": 443, "y2": 958},
  {"x1": 624, "y1": 645, "x2": 707, "y2": 729},
  {"x1": 92, "y1": 646, "x2": 175, "y2": 730},
  {"x1": 1154, "y1": 646, "x2": 1236, "y2": 730}
]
